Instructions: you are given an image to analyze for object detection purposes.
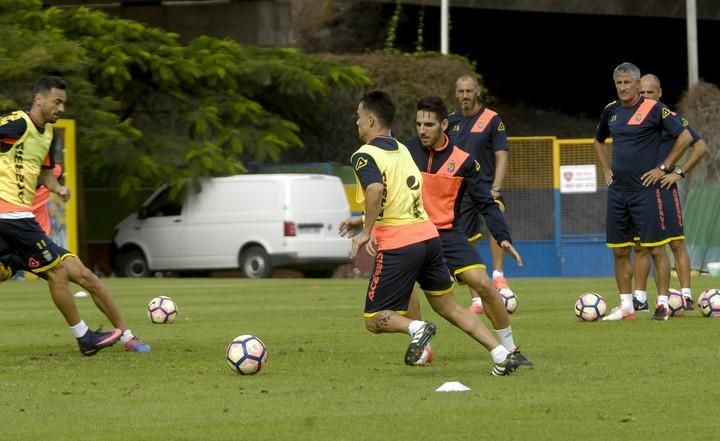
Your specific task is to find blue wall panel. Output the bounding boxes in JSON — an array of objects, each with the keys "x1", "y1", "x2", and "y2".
[
  {"x1": 560, "y1": 237, "x2": 614, "y2": 277},
  {"x1": 473, "y1": 239, "x2": 614, "y2": 278},
  {"x1": 474, "y1": 240, "x2": 557, "y2": 278}
]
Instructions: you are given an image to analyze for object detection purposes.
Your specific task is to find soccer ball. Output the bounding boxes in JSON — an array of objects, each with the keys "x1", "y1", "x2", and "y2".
[
  {"x1": 499, "y1": 288, "x2": 519, "y2": 314},
  {"x1": 226, "y1": 335, "x2": 268, "y2": 375},
  {"x1": 574, "y1": 292, "x2": 607, "y2": 321},
  {"x1": 666, "y1": 289, "x2": 685, "y2": 317},
  {"x1": 147, "y1": 296, "x2": 178, "y2": 324},
  {"x1": 697, "y1": 288, "x2": 720, "y2": 318}
]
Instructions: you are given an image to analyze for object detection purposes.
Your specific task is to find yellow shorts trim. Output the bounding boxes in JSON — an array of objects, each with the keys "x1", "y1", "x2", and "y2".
[
  {"x1": 363, "y1": 309, "x2": 408, "y2": 318},
  {"x1": 33, "y1": 253, "x2": 78, "y2": 273},
  {"x1": 424, "y1": 283, "x2": 454, "y2": 297},
  {"x1": 453, "y1": 264, "x2": 486, "y2": 284},
  {"x1": 607, "y1": 242, "x2": 634, "y2": 248},
  {"x1": 467, "y1": 233, "x2": 483, "y2": 243},
  {"x1": 639, "y1": 238, "x2": 674, "y2": 247}
]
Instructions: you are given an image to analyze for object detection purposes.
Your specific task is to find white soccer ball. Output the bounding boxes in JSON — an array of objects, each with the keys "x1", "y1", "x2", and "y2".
[
  {"x1": 574, "y1": 292, "x2": 607, "y2": 321},
  {"x1": 147, "y1": 296, "x2": 178, "y2": 324},
  {"x1": 226, "y1": 335, "x2": 268, "y2": 375},
  {"x1": 666, "y1": 289, "x2": 684, "y2": 317},
  {"x1": 698, "y1": 288, "x2": 720, "y2": 318},
  {"x1": 498, "y1": 287, "x2": 519, "y2": 314}
]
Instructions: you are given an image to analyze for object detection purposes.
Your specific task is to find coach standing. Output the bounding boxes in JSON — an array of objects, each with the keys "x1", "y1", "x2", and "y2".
[{"x1": 593, "y1": 62, "x2": 692, "y2": 321}]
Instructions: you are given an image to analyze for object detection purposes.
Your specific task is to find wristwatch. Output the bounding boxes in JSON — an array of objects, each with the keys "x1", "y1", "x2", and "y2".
[
  {"x1": 659, "y1": 164, "x2": 672, "y2": 173},
  {"x1": 674, "y1": 167, "x2": 685, "y2": 178}
]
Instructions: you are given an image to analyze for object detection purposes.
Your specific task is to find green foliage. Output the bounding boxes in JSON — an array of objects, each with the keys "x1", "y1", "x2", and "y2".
[
  {"x1": 0, "y1": 1, "x2": 369, "y2": 197},
  {"x1": 384, "y1": 0, "x2": 403, "y2": 50},
  {"x1": 287, "y1": 52, "x2": 481, "y2": 163},
  {"x1": 1, "y1": 277, "x2": 719, "y2": 441},
  {"x1": 415, "y1": 6, "x2": 425, "y2": 53},
  {"x1": 678, "y1": 81, "x2": 720, "y2": 183}
]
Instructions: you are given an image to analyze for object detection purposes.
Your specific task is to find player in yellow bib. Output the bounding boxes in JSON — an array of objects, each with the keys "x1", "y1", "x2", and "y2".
[
  {"x1": 340, "y1": 90, "x2": 524, "y2": 375},
  {"x1": 0, "y1": 76, "x2": 150, "y2": 355}
]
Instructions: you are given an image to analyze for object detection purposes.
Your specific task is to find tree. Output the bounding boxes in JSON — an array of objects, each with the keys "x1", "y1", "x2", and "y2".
[
  {"x1": 284, "y1": 51, "x2": 479, "y2": 163},
  {"x1": 678, "y1": 81, "x2": 720, "y2": 183},
  {"x1": 0, "y1": 0, "x2": 370, "y2": 198}
]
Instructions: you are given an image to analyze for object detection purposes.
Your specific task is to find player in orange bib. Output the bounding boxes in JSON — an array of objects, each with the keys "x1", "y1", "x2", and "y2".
[
  {"x1": 340, "y1": 90, "x2": 524, "y2": 375},
  {"x1": 405, "y1": 96, "x2": 532, "y2": 367}
]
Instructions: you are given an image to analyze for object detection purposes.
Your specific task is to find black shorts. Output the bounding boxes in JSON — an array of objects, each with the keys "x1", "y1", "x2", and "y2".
[
  {"x1": 659, "y1": 185, "x2": 684, "y2": 241},
  {"x1": 364, "y1": 237, "x2": 454, "y2": 317},
  {"x1": 0, "y1": 217, "x2": 73, "y2": 272},
  {"x1": 438, "y1": 229, "x2": 486, "y2": 282},
  {"x1": 606, "y1": 186, "x2": 680, "y2": 247},
  {"x1": 458, "y1": 188, "x2": 506, "y2": 242}
]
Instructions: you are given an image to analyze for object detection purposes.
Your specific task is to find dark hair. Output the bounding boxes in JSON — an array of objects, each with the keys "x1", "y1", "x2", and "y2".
[
  {"x1": 32, "y1": 76, "x2": 67, "y2": 97},
  {"x1": 416, "y1": 96, "x2": 449, "y2": 121},
  {"x1": 360, "y1": 90, "x2": 395, "y2": 127}
]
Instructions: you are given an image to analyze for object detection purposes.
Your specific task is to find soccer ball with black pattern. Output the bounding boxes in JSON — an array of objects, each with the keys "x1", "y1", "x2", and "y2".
[
  {"x1": 499, "y1": 287, "x2": 519, "y2": 314},
  {"x1": 697, "y1": 288, "x2": 720, "y2": 318},
  {"x1": 574, "y1": 292, "x2": 607, "y2": 321},
  {"x1": 666, "y1": 289, "x2": 685, "y2": 317},
  {"x1": 147, "y1": 296, "x2": 178, "y2": 324},
  {"x1": 226, "y1": 335, "x2": 268, "y2": 375}
]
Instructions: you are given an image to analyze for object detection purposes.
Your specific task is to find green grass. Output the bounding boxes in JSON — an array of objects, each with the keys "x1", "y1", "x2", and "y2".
[{"x1": 1, "y1": 277, "x2": 718, "y2": 441}]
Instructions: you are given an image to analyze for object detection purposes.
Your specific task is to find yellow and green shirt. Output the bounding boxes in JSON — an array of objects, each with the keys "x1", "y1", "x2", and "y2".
[
  {"x1": 351, "y1": 136, "x2": 438, "y2": 251},
  {"x1": 0, "y1": 111, "x2": 56, "y2": 213}
]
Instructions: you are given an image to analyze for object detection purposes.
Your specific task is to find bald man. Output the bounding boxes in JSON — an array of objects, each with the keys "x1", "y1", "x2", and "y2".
[
  {"x1": 632, "y1": 74, "x2": 710, "y2": 312},
  {"x1": 448, "y1": 74, "x2": 512, "y2": 315}
]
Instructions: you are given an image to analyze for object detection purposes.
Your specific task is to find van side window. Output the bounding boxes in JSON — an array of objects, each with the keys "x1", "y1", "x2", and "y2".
[{"x1": 145, "y1": 187, "x2": 182, "y2": 217}]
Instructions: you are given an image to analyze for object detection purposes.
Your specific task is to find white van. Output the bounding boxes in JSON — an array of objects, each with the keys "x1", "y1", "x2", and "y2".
[{"x1": 111, "y1": 174, "x2": 352, "y2": 278}]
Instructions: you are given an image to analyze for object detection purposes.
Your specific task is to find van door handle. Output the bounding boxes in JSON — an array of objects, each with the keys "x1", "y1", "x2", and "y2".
[{"x1": 174, "y1": 219, "x2": 181, "y2": 223}]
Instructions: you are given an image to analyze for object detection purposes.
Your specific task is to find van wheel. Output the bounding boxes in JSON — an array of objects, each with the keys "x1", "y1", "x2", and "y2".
[
  {"x1": 117, "y1": 250, "x2": 151, "y2": 278},
  {"x1": 240, "y1": 246, "x2": 272, "y2": 278}
]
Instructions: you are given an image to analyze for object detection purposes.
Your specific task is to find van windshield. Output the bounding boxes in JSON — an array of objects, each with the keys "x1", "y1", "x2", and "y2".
[{"x1": 144, "y1": 187, "x2": 182, "y2": 217}]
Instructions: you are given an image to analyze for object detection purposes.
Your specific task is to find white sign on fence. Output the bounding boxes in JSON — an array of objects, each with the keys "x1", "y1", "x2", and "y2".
[{"x1": 560, "y1": 165, "x2": 597, "y2": 194}]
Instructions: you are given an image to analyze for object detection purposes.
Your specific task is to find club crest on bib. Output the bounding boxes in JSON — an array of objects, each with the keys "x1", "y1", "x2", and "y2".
[{"x1": 355, "y1": 156, "x2": 368, "y2": 171}]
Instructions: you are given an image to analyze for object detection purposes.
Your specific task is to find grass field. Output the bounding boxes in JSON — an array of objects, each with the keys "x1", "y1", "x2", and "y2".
[{"x1": 1, "y1": 276, "x2": 718, "y2": 441}]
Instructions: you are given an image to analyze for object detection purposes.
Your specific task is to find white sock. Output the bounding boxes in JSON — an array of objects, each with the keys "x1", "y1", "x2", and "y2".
[
  {"x1": 121, "y1": 329, "x2": 135, "y2": 343},
  {"x1": 634, "y1": 290, "x2": 647, "y2": 303},
  {"x1": 620, "y1": 294, "x2": 634, "y2": 311},
  {"x1": 408, "y1": 320, "x2": 424, "y2": 336},
  {"x1": 657, "y1": 295, "x2": 669, "y2": 306},
  {"x1": 70, "y1": 320, "x2": 89, "y2": 339},
  {"x1": 681, "y1": 288, "x2": 692, "y2": 300},
  {"x1": 471, "y1": 297, "x2": 483, "y2": 306},
  {"x1": 492, "y1": 270, "x2": 504, "y2": 280},
  {"x1": 495, "y1": 326, "x2": 516, "y2": 352},
  {"x1": 490, "y1": 345, "x2": 510, "y2": 364}
]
